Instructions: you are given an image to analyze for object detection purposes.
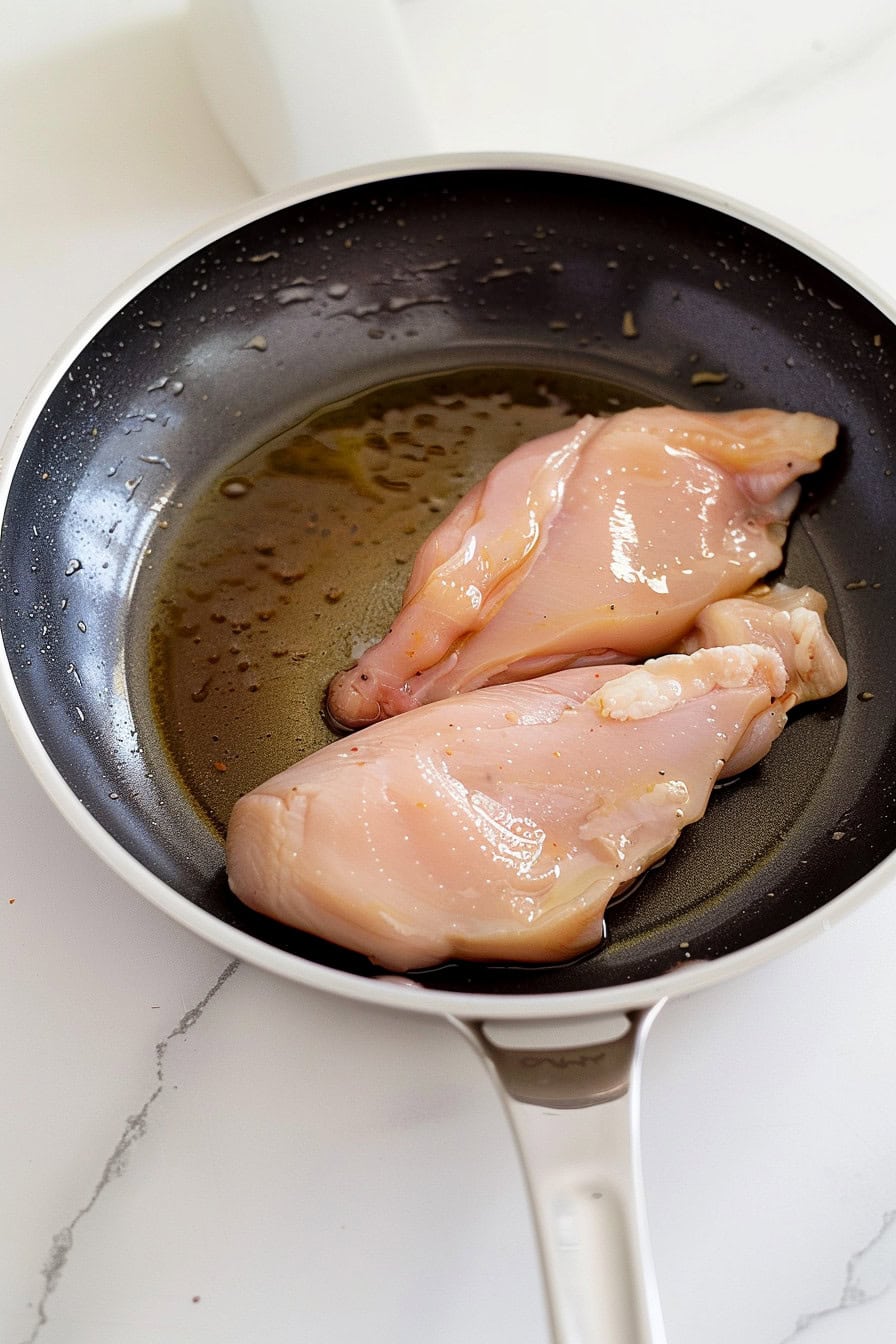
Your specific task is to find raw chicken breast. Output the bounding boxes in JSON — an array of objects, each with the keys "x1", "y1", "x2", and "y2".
[
  {"x1": 327, "y1": 406, "x2": 838, "y2": 729},
  {"x1": 677, "y1": 582, "x2": 848, "y2": 775},
  {"x1": 228, "y1": 589, "x2": 846, "y2": 971}
]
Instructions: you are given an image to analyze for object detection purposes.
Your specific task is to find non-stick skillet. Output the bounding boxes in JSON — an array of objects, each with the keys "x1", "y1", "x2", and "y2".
[{"x1": 2, "y1": 155, "x2": 895, "y2": 1342}]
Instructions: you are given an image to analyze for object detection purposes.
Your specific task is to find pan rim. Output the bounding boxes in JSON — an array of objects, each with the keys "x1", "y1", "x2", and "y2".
[{"x1": 2, "y1": 149, "x2": 895, "y2": 1021}]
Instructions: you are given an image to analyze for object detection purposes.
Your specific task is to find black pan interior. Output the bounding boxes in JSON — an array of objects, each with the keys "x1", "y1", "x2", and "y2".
[{"x1": 2, "y1": 166, "x2": 895, "y2": 995}]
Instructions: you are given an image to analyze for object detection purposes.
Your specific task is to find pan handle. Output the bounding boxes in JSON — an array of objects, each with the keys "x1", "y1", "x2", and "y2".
[{"x1": 451, "y1": 1002, "x2": 667, "y2": 1344}]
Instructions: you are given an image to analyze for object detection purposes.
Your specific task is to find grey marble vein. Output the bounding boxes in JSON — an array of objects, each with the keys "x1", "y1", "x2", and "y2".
[
  {"x1": 780, "y1": 1209, "x2": 896, "y2": 1341},
  {"x1": 19, "y1": 959, "x2": 240, "y2": 1344}
]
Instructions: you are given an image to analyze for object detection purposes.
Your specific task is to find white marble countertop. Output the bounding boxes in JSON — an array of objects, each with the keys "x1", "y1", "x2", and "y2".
[{"x1": 3, "y1": 3, "x2": 896, "y2": 1341}]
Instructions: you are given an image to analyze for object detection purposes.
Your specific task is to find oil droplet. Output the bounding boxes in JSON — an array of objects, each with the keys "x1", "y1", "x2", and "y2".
[
  {"x1": 276, "y1": 285, "x2": 313, "y2": 304},
  {"x1": 373, "y1": 474, "x2": 411, "y2": 492},
  {"x1": 219, "y1": 477, "x2": 253, "y2": 498},
  {"x1": 387, "y1": 295, "x2": 449, "y2": 312},
  {"x1": 327, "y1": 282, "x2": 350, "y2": 298},
  {"x1": 477, "y1": 266, "x2": 532, "y2": 284}
]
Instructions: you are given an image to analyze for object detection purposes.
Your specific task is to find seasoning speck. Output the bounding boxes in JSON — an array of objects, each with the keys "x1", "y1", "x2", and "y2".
[
  {"x1": 324, "y1": 587, "x2": 344, "y2": 603},
  {"x1": 621, "y1": 310, "x2": 638, "y2": 339},
  {"x1": 243, "y1": 335, "x2": 268, "y2": 352},
  {"x1": 858, "y1": 690, "x2": 875, "y2": 702},
  {"x1": 690, "y1": 370, "x2": 729, "y2": 386},
  {"x1": 844, "y1": 579, "x2": 868, "y2": 590}
]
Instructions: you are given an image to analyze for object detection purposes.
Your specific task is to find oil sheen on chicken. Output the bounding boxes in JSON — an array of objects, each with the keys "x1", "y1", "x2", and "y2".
[
  {"x1": 326, "y1": 406, "x2": 838, "y2": 729},
  {"x1": 227, "y1": 587, "x2": 846, "y2": 971}
]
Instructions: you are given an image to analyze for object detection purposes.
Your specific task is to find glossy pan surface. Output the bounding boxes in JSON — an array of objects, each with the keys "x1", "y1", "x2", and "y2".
[{"x1": 2, "y1": 158, "x2": 895, "y2": 1014}]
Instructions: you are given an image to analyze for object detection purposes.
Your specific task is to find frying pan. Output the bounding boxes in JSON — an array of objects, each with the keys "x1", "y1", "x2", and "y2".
[{"x1": 2, "y1": 154, "x2": 896, "y2": 1343}]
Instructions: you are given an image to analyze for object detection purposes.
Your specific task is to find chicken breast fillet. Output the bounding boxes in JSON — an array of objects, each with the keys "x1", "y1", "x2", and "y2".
[
  {"x1": 228, "y1": 587, "x2": 846, "y2": 971},
  {"x1": 327, "y1": 405, "x2": 838, "y2": 729}
]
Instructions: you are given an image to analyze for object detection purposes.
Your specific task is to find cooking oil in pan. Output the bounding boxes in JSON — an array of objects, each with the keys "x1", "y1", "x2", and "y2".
[{"x1": 148, "y1": 365, "x2": 653, "y2": 835}]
